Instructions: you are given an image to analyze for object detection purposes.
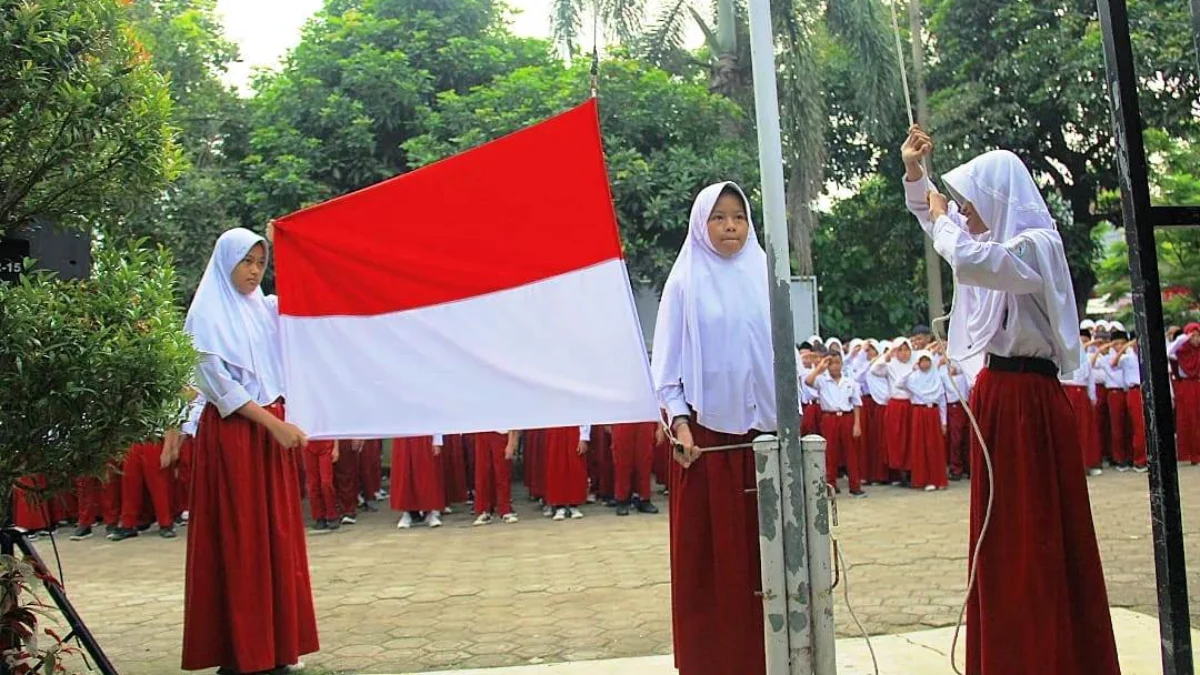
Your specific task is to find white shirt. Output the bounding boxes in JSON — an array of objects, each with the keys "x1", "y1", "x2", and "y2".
[
  {"x1": 1098, "y1": 351, "x2": 1128, "y2": 390},
  {"x1": 940, "y1": 368, "x2": 971, "y2": 405},
  {"x1": 181, "y1": 393, "x2": 207, "y2": 437},
  {"x1": 871, "y1": 357, "x2": 913, "y2": 401},
  {"x1": 1117, "y1": 352, "x2": 1141, "y2": 387},
  {"x1": 196, "y1": 354, "x2": 282, "y2": 418},
  {"x1": 812, "y1": 373, "x2": 863, "y2": 413},
  {"x1": 904, "y1": 370, "x2": 947, "y2": 425},
  {"x1": 862, "y1": 368, "x2": 890, "y2": 406},
  {"x1": 1168, "y1": 335, "x2": 1196, "y2": 378},
  {"x1": 798, "y1": 364, "x2": 819, "y2": 405}
]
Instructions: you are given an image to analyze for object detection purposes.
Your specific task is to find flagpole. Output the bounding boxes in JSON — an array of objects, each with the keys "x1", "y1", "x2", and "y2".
[{"x1": 745, "y1": 0, "x2": 835, "y2": 673}]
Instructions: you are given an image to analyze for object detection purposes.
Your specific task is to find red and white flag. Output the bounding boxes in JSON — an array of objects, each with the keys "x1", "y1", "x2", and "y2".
[{"x1": 273, "y1": 101, "x2": 658, "y2": 439}]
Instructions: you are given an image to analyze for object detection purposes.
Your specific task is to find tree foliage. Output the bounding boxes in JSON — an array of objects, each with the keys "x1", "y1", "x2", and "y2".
[
  {"x1": 0, "y1": 0, "x2": 181, "y2": 236},
  {"x1": 405, "y1": 58, "x2": 760, "y2": 287},
  {"x1": 924, "y1": 0, "x2": 1200, "y2": 309},
  {"x1": 1095, "y1": 129, "x2": 1200, "y2": 326},
  {"x1": 237, "y1": 0, "x2": 551, "y2": 228},
  {"x1": 0, "y1": 243, "x2": 196, "y2": 523}
]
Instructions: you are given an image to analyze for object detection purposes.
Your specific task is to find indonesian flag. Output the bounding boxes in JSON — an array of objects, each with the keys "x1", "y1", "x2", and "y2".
[{"x1": 273, "y1": 101, "x2": 659, "y2": 439}]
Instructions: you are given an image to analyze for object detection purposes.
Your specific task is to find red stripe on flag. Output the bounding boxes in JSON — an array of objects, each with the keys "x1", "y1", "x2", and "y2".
[{"x1": 274, "y1": 100, "x2": 623, "y2": 317}]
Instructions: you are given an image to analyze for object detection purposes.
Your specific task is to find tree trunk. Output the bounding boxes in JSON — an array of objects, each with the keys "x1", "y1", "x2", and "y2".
[
  {"x1": 909, "y1": 0, "x2": 945, "y2": 323},
  {"x1": 787, "y1": 162, "x2": 816, "y2": 276}
]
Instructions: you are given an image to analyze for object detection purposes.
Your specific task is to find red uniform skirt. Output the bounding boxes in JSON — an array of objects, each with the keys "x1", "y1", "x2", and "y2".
[
  {"x1": 441, "y1": 434, "x2": 469, "y2": 504},
  {"x1": 862, "y1": 397, "x2": 889, "y2": 483},
  {"x1": 182, "y1": 404, "x2": 318, "y2": 672},
  {"x1": 1063, "y1": 385, "x2": 1101, "y2": 470},
  {"x1": 885, "y1": 399, "x2": 913, "y2": 471},
  {"x1": 1127, "y1": 387, "x2": 1147, "y2": 468},
  {"x1": 1176, "y1": 378, "x2": 1200, "y2": 464},
  {"x1": 908, "y1": 404, "x2": 947, "y2": 489},
  {"x1": 390, "y1": 436, "x2": 446, "y2": 513},
  {"x1": 12, "y1": 476, "x2": 51, "y2": 531},
  {"x1": 966, "y1": 368, "x2": 1119, "y2": 675},
  {"x1": 1094, "y1": 383, "x2": 1111, "y2": 463},
  {"x1": 670, "y1": 422, "x2": 764, "y2": 675},
  {"x1": 545, "y1": 426, "x2": 589, "y2": 507},
  {"x1": 523, "y1": 428, "x2": 547, "y2": 499},
  {"x1": 587, "y1": 424, "x2": 614, "y2": 499},
  {"x1": 800, "y1": 402, "x2": 822, "y2": 437}
]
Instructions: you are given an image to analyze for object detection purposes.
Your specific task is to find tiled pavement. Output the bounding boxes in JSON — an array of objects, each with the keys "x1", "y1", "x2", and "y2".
[{"x1": 27, "y1": 467, "x2": 1198, "y2": 674}]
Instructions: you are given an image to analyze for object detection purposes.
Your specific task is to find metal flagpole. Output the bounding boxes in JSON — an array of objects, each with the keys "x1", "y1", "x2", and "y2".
[{"x1": 744, "y1": 0, "x2": 834, "y2": 673}]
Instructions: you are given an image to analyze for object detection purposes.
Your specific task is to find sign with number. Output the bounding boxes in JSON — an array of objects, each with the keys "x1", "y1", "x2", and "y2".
[{"x1": 0, "y1": 238, "x2": 29, "y2": 283}]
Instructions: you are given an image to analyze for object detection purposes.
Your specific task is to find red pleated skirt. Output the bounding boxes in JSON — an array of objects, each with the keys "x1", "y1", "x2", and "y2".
[
  {"x1": 390, "y1": 436, "x2": 446, "y2": 512},
  {"x1": 862, "y1": 398, "x2": 890, "y2": 483},
  {"x1": 1094, "y1": 384, "x2": 1111, "y2": 462},
  {"x1": 966, "y1": 369, "x2": 1119, "y2": 675},
  {"x1": 1063, "y1": 386, "x2": 1101, "y2": 470},
  {"x1": 182, "y1": 404, "x2": 318, "y2": 672},
  {"x1": 545, "y1": 426, "x2": 589, "y2": 506},
  {"x1": 441, "y1": 434, "x2": 469, "y2": 504},
  {"x1": 653, "y1": 428, "x2": 672, "y2": 487},
  {"x1": 523, "y1": 428, "x2": 547, "y2": 499},
  {"x1": 670, "y1": 422, "x2": 764, "y2": 675},
  {"x1": 1176, "y1": 378, "x2": 1200, "y2": 464},
  {"x1": 908, "y1": 405, "x2": 947, "y2": 489},
  {"x1": 587, "y1": 424, "x2": 614, "y2": 499},
  {"x1": 885, "y1": 399, "x2": 913, "y2": 471},
  {"x1": 801, "y1": 402, "x2": 822, "y2": 437}
]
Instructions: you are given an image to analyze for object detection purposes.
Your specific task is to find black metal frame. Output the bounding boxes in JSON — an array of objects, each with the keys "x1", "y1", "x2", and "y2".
[
  {"x1": 0, "y1": 528, "x2": 118, "y2": 675},
  {"x1": 1096, "y1": 1, "x2": 1199, "y2": 673}
]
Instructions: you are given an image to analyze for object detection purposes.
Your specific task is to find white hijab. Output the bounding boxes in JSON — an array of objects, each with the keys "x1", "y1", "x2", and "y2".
[
  {"x1": 904, "y1": 351, "x2": 943, "y2": 399},
  {"x1": 941, "y1": 150, "x2": 1080, "y2": 375},
  {"x1": 185, "y1": 228, "x2": 285, "y2": 403},
  {"x1": 885, "y1": 337, "x2": 916, "y2": 381},
  {"x1": 650, "y1": 182, "x2": 776, "y2": 435}
]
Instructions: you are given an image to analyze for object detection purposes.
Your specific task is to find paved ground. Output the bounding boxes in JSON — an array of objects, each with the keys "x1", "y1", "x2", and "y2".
[{"x1": 25, "y1": 466, "x2": 1199, "y2": 674}]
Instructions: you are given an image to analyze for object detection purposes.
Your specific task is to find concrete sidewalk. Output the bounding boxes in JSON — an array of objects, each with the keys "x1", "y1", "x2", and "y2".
[{"x1": 397, "y1": 608, "x2": 1186, "y2": 675}]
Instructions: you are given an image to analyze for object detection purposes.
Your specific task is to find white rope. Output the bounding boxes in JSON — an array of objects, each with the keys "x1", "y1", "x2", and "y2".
[{"x1": 886, "y1": 0, "x2": 931, "y2": 178}]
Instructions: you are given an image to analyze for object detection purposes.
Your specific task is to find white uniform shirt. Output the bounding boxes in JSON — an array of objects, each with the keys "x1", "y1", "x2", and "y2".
[{"x1": 812, "y1": 373, "x2": 863, "y2": 413}]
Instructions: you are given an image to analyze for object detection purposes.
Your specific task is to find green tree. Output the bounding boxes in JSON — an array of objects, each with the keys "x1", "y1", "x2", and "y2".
[
  {"x1": 924, "y1": 0, "x2": 1200, "y2": 312},
  {"x1": 404, "y1": 58, "x2": 760, "y2": 288},
  {"x1": 813, "y1": 175, "x2": 931, "y2": 337},
  {"x1": 1094, "y1": 129, "x2": 1200, "y2": 326},
  {"x1": 0, "y1": 0, "x2": 181, "y2": 236},
  {"x1": 121, "y1": 0, "x2": 247, "y2": 298},
  {"x1": 237, "y1": 0, "x2": 552, "y2": 228}
]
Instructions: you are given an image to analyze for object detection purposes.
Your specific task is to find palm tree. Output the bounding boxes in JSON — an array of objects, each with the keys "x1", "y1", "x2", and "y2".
[
  {"x1": 550, "y1": 0, "x2": 647, "y2": 58},
  {"x1": 560, "y1": 0, "x2": 901, "y2": 276}
]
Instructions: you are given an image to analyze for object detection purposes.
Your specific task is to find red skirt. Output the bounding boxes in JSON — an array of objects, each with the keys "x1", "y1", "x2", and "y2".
[
  {"x1": 523, "y1": 429, "x2": 547, "y2": 499},
  {"x1": 862, "y1": 398, "x2": 889, "y2": 483},
  {"x1": 441, "y1": 434, "x2": 469, "y2": 504},
  {"x1": 182, "y1": 404, "x2": 318, "y2": 672},
  {"x1": 1063, "y1": 386, "x2": 1100, "y2": 470},
  {"x1": 966, "y1": 369, "x2": 1119, "y2": 675},
  {"x1": 653, "y1": 427, "x2": 672, "y2": 487},
  {"x1": 1094, "y1": 384, "x2": 1111, "y2": 462},
  {"x1": 1127, "y1": 387, "x2": 1146, "y2": 468},
  {"x1": 390, "y1": 436, "x2": 446, "y2": 512},
  {"x1": 908, "y1": 405, "x2": 947, "y2": 489},
  {"x1": 545, "y1": 426, "x2": 589, "y2": 506},
  {"x1": 885, "y1": 399, "x2": 913, "y2": 471},
  {"x1": 801, "y1": 402, "x2": 822, "y2": 436},
  {"x1": 1176, "y1": 378, "x2": 1200, "y2": 464},
  {"x1": 670, "y1": 422, "x2": 764, "y2": 675},
  {"x1": 587, "y1": 424, "x2": 614, "y2": 498},
  {"x1": 12, "y1": 476, "x2": 51, "y2": 531}
]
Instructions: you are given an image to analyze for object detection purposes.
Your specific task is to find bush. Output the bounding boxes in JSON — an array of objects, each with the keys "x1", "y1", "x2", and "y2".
[{"x1": 0, "y1": 242, "x2": 196, "y2": 523}]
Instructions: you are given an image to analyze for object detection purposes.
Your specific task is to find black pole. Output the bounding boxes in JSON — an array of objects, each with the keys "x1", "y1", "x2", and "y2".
[
  {"x1": 0, "y1": 529, "x2": 119, "y2": 675},
  {"x1": 1095, "y1": 1, "x2": 1194, "y2": 674}
]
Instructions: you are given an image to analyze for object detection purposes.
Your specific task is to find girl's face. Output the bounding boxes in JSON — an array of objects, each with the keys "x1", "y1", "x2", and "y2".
[
  {"x1": 231, "y1": 243, "x2": 267, "y2": 295},
  {"x1": 918, "y1": 356, "x2": 933, "y2": 372},
  {"x1": 1190, "y1": 330, "x2": 1200, "y2": 347},
  {"x1": 960, "y1": 201, "x2": 988, "y2": 235},
  {"x1": 866, "y1": 345, "x2": 879, "y2": 360},
  {"x1": 707, "y1": 192, "x2": 750, "y2": 257},
  {"x1": 897, "y1": 344, "x2": 912, "y2": 362}
]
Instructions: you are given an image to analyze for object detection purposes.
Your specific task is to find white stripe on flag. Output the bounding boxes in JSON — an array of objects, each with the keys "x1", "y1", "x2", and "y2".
[{"x1": 281, "y1": 259, "x2": 660, "y2": 439}]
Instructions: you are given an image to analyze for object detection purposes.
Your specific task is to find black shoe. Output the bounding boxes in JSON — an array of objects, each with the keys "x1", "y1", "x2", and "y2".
[
  {"x1": 363, "y1": 501, "x2": 379, "y2": 513},
  {"x1": 636, "y1": 500, "x2": 659, "y2": 514},
  {"x1": 159, "y1": 526, "x2": 177, "y2": 539},
  {"x1": 70, "y1": 526, "x2": 93, "y2": 541},
  {"x1": 850, "y1": 490, "x2": 868, "y2": 499},
  {"x1": 311, "y1": 519, "x2": 330, "y2": 533},
  {"x1": 949, "y1": 473, "x2": 963, "y2": 482},
  {"x1": 615, "y1": 502, "x2": 631, "y2": 516},
  {"x1": 136, "y1": 523, "x2": 151, "y2": 532},
  {"x1": 108, "y1": 527, "x2": 138, "y2": 542},
  {"x1": 105, "y1": 524, "x2": 118, "y2": 537},
  {"x1": 327, "y1": 519, "x2": 341, "y2": 531},
  {"x1": 604, "y1": 498, "x2": 619, "y2": 508}
]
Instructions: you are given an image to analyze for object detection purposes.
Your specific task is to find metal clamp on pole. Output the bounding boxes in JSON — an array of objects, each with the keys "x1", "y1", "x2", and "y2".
[
  {"x1": 800, "y1": 434, "x2": 836, "y2": 673},
  {"x1": 753, "y1": 434, "x2": 791, "y2": 673}
]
